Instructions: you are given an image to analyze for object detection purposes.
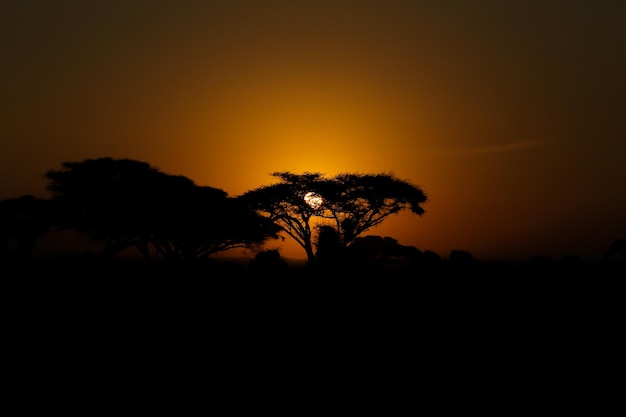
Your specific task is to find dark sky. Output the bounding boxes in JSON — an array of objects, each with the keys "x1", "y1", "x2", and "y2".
[{"x1": 2, "y1": 0, "x2": 625, "y2": 261}]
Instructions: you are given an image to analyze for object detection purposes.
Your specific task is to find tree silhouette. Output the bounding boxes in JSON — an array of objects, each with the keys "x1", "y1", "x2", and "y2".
[
  {"x1": 347, "y1": 235, "x2": 422, "y2": 265},
  {"x1": 240, "y1": 171, "x2": 428, "y2": 263},
  {"x1": 604, "y1": 238, "x2": 626, "y2": 261},
  {"x1": 148, "y1": 185, "x2": 280, "y2": 261},
  {"x1": 249, "y1": 249, "x2": 288, "y2": 273},
  {"x1": 44, "y1": 157, "x2": 279, "y2": 260},
  {"x1": 320, "y1": 173, "x2": 427, "y2": 247},
  {"x1": 0, "y1": 195, "x2": 53, "y2": 259},
  {"x1": 240, "y1": 172, "x2": 332, "y2": 263},
  {"x1": 45, "y1": 157, "x2": 178, "y2": 258}
]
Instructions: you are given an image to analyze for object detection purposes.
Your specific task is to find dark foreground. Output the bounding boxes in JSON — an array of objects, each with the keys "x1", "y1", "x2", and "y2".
[
  {"x1": 4, "y1": 255, "x2": 624, "y2": 364},
  {"x1": 3, "y1": 255, "x2": 623, "y2": 405},
  {"x1": 4, "y1": 255, "x2": 624, "y2": 308}
]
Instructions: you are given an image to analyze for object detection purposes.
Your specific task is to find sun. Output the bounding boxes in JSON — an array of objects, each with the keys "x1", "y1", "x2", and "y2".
[{"x1": 304, "y1": 192, "x2": 323, "y2": 209}]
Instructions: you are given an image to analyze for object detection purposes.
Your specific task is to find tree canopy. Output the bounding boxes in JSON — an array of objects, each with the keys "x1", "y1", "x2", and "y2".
[
  {"x1": 0, "y1": 195, "x2": 53, "y2": 259},
  {"x1": 240, "y1": 171, "x2": 428, "y2": 263},
  {"x1": 43, "y1": 157, "x2": 279, "y2": 260},
  {"x1": 239, "y1": 172, "x2": 331, "y2": 263},
  {"x1": 2, "y1": 160, "x2": 428, "y2": 265}
]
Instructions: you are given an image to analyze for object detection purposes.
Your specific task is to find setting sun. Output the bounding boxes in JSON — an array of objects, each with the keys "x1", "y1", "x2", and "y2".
[
  {"x1": 1, "y1": 1, "x2": 625, "y2": 263},
  {"x1": 304, "y1": 192, "x2": 324, "y2": 209}
]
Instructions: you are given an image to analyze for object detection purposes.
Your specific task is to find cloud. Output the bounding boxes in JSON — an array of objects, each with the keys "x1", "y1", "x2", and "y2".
[{"x1": 441, "y1": 140, "x2": 551, "y2": 156}]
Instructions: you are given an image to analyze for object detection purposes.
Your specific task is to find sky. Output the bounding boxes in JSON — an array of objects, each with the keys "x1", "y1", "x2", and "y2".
[{"x1": 2, "y1": 0, "x2": 625, "y2": 262}]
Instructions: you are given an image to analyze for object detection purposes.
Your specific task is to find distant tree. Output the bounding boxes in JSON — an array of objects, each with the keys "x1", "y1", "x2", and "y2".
[
  {"x1": 249, "y1": 248, "x2": 288, "y2": 273},
  {"x1": 419, "y1": 250, "x2": 442, "y2": 265},
  {"x1": 448, "y1": 249, "x2": 475, "y2": 266},
  {"x1": 0, "y1": 195, "x2": 53, "y2": 259},
  {"x1": 44, "y1": 157, "x2": 279, "y2": 260},
  {"x1": 347, "y1": 235, "x2": 422, "y2": 265},
  {"x1": 604, "y1": 238, "x2": 626, "y2": 261},
  {"x1": 240, "y1": 171, "x2": 428, "y2": 263}
]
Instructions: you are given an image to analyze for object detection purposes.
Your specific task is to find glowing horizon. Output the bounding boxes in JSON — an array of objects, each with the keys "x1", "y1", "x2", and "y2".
[{"x1": 2, "y1": 1, "x2": 625, "y2": 262}]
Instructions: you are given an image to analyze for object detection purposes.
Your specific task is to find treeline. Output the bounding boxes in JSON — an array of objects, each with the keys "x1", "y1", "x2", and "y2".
[
  {"x1": 1, "y1": 157, "x2": 430, "y2": 266},
  {"x1": 2, "y1": 157, "x2": 625, "y2": 272},
  {"x1": 1, "y1": 158, "x2": 280, "y2": 262}
]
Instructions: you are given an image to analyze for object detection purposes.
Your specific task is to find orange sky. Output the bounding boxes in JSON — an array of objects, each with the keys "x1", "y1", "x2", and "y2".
[{"x1": 2, "y1": 1, "x2": 625, "y2": 261}]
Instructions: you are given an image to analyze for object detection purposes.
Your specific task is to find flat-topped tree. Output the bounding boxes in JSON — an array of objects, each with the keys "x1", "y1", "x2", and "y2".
[
  {"x1": 240, "y1": 171, "x2": 428, "y2": 264},
  {"x1": 240, "y1": 172, "x2": 331, "y2": 263},
  {"x1": 323, "y1": 173, "x2": 428, "y2": 248},
  {"x1": 44, "y1": 157, "x2": 279, "y2": 260},
  {"x1": 45, "y1": 157, "x2": 173, "y2": 258}
]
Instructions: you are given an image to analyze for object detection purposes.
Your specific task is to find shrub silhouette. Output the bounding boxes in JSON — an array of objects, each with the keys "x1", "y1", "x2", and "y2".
[
  {"x1": 0, "y1": 195, "x2": 54, "y2": 259},
  {"x1": 315, "y1": 225, "x2": 348, "y2": 267},
  {"x1": 249, "y1": 249, "x2": 288, "y2": 273},
  {"x1": 604, "y1": 239, "x2": 626, "y2": 261}
]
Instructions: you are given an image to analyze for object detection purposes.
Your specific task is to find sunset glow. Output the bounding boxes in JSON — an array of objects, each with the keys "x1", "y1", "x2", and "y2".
[{"x1": 1, "y1": 1, "x2": 625, "y2": 262}]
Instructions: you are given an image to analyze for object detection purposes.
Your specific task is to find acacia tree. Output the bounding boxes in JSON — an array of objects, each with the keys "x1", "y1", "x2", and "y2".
[
  {"x1": 240, "y1": 171, "x2": 428, "y2": 263},
  {"x1": 0, "y1": 195, "x2": 54, "y2": 259},
  {"x1": 148, "y1": 185, "x2": 280, "y2": 261},
  {"x1": 321, "y1": 173, "x2": 428, "y2": 247},
  {"x1": 239, "y1": 172, "x2": 333, "y2": 263},
  {"x1": 44, "y1": 157, "x2": 279, "y2": 260},
  {"x1": 45, "y1": 157, "x2": 177, "y2": 258}
]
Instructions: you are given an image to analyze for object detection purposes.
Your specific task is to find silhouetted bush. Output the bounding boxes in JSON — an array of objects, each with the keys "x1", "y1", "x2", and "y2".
[
  {"x1": 604, "y1": 239, "x2": 626, "y2": 261},
  {"x1": 249, "y1": 249, "x2": 288, "y2": 273},
  {"x1": 315, "y1": 226, "x2": 348, "y2": 268},
  {"x1": 448, "y1": 250, "x2": 475, "y2": 265}
]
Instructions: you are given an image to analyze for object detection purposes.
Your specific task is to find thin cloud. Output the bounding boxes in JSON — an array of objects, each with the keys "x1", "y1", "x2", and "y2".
[{"x1": 439, "y1": 140, "x2": 552, "y2": 156}]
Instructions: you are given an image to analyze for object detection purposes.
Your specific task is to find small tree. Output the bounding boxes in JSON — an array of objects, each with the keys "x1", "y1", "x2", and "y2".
[{"x1": 0, "y1": 195, "x2": 53, "y2": 259}]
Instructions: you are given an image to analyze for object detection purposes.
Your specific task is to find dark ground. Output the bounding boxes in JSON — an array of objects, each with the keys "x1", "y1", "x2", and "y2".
[
  {"x1": 4, "y1": 255, "x2": 624, "y2": 310},
  {"x1": 3, "y1": 254, "x2": 623, "y2": 408}
]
